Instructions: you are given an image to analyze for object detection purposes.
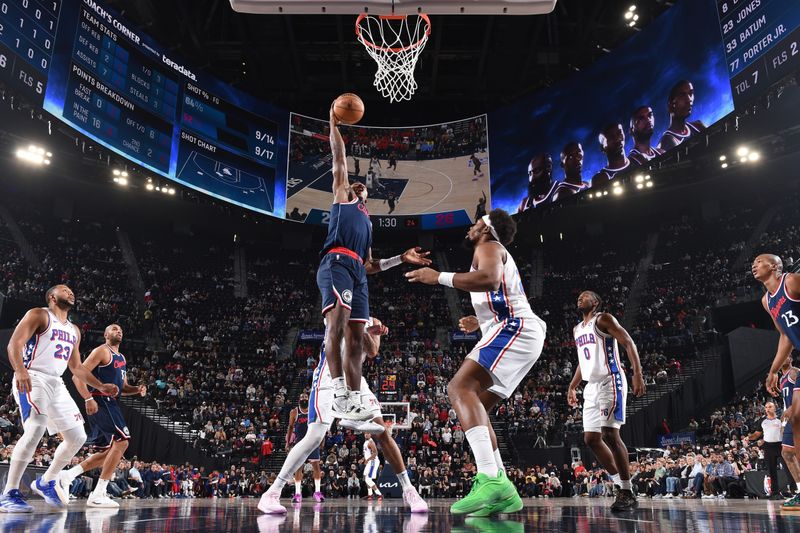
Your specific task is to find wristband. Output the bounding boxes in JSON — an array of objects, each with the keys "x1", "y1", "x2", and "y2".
[
  {"x1": 438, "y1": 272, "x2": 455, "y2": 288},
  {"x1": 378, "y1": 255, "x2": 402, "y2": 271},
  {"x1": 84, "y1": 397, "x2": 95, "y2": 403}
]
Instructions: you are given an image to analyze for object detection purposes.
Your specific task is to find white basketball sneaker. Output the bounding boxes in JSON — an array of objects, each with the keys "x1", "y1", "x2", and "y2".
[
  {"x1": 258, "y1": 491, "x2": 287, "y2": 514},
  {"x1": 403, "y1": 487, "x2": 429, "y2": 513},
  {"x1": 86, "y1": 494, "x2": 119, "y2": 508}
]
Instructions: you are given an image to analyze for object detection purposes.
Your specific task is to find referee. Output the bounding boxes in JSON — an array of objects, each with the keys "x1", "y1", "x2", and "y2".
[{"x1": 750, "y1": 401, "x2": 786, "y2": 499}]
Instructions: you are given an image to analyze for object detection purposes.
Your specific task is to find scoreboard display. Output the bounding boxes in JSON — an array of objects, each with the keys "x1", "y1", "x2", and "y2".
[
  {"x1": 0, "y1": 0, "x2": 61, "y2": 102},
  {"x1": 38, "y1": 0, "x2": 287, "y2": 216},
  {"x1": 717, "y1": 0, "x2": 800, "y2": 106}
]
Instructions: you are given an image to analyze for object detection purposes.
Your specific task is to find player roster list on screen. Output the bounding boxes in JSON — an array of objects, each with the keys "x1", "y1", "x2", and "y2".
[{"x1": 42, "y1": 0, "x2": 288, "y2": 217}]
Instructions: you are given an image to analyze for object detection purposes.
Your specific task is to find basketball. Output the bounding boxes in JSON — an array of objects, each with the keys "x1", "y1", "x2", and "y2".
[{"x1": 332, "y1": 93, "x2": 365, "y2": 125}]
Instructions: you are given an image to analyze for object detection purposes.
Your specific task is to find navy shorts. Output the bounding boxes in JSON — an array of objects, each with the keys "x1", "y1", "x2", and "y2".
[
  {"x1": 784, "y1": 423, "x2": 794, "y2": 448},
  {"x1": 317, "y1": 252, "x2": 369, "y2": 322},
  {"x1": 308, "y1": 447, "x2": 321, "y2": 461},
  {"x1": 87, "y1": 396, "x2": 130, "y2": 448}
]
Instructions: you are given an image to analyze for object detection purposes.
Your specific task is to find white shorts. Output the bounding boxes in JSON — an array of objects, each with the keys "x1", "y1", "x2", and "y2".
[
  {"x1": 308, "y1": 377, "x2": 382, "y2": 425},
  {"x1": 466, "y1": 317, "x2": 546, "y2": 399},
  {"x1": 13, "y1": 370, "x2": 84, "y2": 436},
  {"x1": 582, "y1": 374, "x2": 628, "y2": 432},
  {"x1": 363, "y1": 459, "x2": 380, "y2": 479}
]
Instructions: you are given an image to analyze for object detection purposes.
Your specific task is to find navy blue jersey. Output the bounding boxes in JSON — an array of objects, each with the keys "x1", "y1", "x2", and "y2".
[
  {"x1": 89, "y1": 345, "x2": 125, "y2": 399},
  {"x1": 293, "y1": 407, "x2": 309, "y2": 441},
  {"x1": 782, "y1": 370, "x2": 797, "y2": 411},
  {"x1": 767, "y1": 274, "x2": 800, "y2": 350},
  {"x1": 320, "y1": 199, "x2": 372, "y2": 261}
]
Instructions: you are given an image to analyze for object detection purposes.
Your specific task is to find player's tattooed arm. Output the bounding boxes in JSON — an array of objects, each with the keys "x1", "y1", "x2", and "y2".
[
  {"x1": 329, "y1": 106, "x2": 350, "y2": 204},
  {"x1": 7, "y1": 308, "x2": 48, "y2": 394}
]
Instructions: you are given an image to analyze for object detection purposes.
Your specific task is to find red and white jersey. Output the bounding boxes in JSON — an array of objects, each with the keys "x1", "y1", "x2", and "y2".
[
  {"x1": 469, "y1": 243, "x2": 538, "y2": 335},
  {"x1": 573, "y1": 315, "x2": 624, "y2": 383},
  {"x1": 23, "y1": 309, "x2": 79, "y2": 377}
]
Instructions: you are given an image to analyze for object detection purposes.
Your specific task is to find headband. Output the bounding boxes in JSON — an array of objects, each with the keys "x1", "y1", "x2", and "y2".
[{"x1": 481, "y1": 215, "x2": 500, "y2": 241}]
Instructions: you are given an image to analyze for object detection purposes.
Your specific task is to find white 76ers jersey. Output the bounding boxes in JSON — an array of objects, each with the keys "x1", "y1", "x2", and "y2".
[
  {"x1": 469, "y1": 243, "x2": 537, "y2": 335},
  {"x1": 573, "y1": 315, "x2": 624, "y2": 382},
  {"x1": 363, "y1": 439, "x2": 378, "y2": 463},
  {"x1": 23, "y1": 309, "x2": 79, "y2": 377}
]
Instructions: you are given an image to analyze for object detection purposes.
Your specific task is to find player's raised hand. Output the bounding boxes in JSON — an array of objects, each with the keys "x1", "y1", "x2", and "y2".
[
  {"x1": 329, "y1": 104, "x2": 341, "y2": 126},
  {"x1": 567, "y1": 387, "x2": 578, "y2": 408},
  {"x1": 100, "y1": 383, "x2": 119, "y2": 397},
  {"x1": 458, "y1": 316, "x2": 479, "y2": 333},
  {"x1": 405, "y1": 267, "x2": 439, "y2": 285},
  {"x1": 14, "y1": 369, "x2": 32, "y2": 394},
  {"x1": 632, "y1": 371, "x2": 646, "y2": 397},
  {"x1": 401, "y1": 247, "x2": 432, "y2": 266}
]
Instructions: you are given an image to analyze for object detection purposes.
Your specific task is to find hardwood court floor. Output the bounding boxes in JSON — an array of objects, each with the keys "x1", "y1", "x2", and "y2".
[{"x1": 2, "y1": 496, "x2": 798, "y2": 532}]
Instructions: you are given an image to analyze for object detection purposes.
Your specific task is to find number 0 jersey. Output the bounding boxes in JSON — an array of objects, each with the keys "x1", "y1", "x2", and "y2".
[
  {"x1": 766, "y1": 273, "x2": 800, "y2": 350},
  {"x1": 23, "y1": 308, "x2": 80, "y2": 377},
  {"x1": 469, "y1": 242, "x2": 538, "y2": 335},
  {"x1": 573, "y1": 314, "x2": 624, "y2": 383}
]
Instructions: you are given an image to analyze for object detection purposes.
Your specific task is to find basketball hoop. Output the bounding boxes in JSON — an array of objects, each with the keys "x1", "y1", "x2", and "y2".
[{"x1": 355, "y1": 13, "x2": 431, "y2": 103}]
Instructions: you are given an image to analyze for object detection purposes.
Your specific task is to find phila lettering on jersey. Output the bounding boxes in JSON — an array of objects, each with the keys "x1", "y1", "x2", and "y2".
[
  {"x1": 23, "y1": 309, "x2": 79, "y2": 377},
  {"x1": 573, "y1": 314, "x2": 625, "y2": 383}
]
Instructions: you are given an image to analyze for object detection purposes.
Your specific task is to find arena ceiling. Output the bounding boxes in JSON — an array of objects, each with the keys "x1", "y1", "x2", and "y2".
[{"x1": 108, "y1": 1, "x2": 673, "y2": 123}]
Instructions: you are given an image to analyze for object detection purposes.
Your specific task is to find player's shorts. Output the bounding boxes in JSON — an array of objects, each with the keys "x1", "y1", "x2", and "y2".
[
  {"x1": 12, "y1": 370, "x2": 84, "y2": 436},
  {"x1": 317, "y1": 251, "x2": 369, "y2": 322},
  {"x1": 583, "y1": 373, "x2": 628, "y2": 432},
  {"x1": 87, "y1": 396, "x2": 131, "y2": 448},
  {"x1": 308, "y1": 377, "x2": 382, "y2": 426},
  {"x1": 783, "y1": 421, "x2": 794, "y2": 448},
  {"x1": 363, "y1": 460, "x2": 380, "y2": 479},
  {"x1": 466, "y1": 316, "x2": 546, "y2": 399}
]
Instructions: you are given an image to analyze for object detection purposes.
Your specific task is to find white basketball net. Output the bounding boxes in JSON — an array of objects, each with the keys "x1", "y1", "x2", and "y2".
[{"x1": 356, "y1": 14, "x2": 431, "y2": 103}]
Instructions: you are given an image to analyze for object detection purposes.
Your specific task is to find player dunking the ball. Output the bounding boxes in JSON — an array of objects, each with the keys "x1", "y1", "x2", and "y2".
[
  {"x1": 0, "y1": 285, "x2": 118, "y2": 512},
  {"x1": 318, "y1": 102, "x2": 430, "y2": 425},
  {"x1": 406, "y1": 209, "x2": 546, "y2": 516},
  {"x1": 59, "y1": 323, "x2": 147, "y2": 508},
  {"x1": 285, "y1": 393, "x2": 324, "y2": 503},
  {"x1": 568, "y1": 291, "x2": 645, "y2": 512},
  {"x1": 258, "y1": 317, "x2": 428, "y2": 514},
  {"x1": 754, "y1": 254, "x2": 800, "y2": 511}
]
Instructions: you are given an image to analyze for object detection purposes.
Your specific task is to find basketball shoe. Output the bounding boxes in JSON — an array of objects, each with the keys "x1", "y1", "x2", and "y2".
[{"x1": 450, "y1": 470, "x2": 518, "y2": 515}]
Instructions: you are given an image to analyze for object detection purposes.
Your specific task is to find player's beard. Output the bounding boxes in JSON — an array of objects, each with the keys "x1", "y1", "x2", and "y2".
[
  {"x1": 300, "y1": 399, "x2": 309, "y2": 409},
  {"x1": 461, "y1": 236, "x2": 474, "y2": 250},
  {"x1": 56, "y1": 296, "x2": 75, "y2": 309}
]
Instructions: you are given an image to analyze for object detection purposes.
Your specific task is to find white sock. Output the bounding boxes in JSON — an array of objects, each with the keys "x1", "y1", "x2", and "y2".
[
  {"x1": 294, "y1": 481, "x2": 302, "y2": 495},
  {"x1": 4, "y1": 460, "x2": 29, "y2": 493},
  {"x1": 620, "y1": 480, "x2": 632, "y2": 491},
  {"x1": 66, "y1": 465, "x2": 84, "y2": 481},
  {"x1": 493, "y1": 449, "x2": 505, "y2": 473},
  {"x1": 314, "y1": 479, "x2": 321, "y2": 492},
  {"x1": 332, "y1": 377, "x2": 347, "y2": 393},
  {"x1": 367, "y1": 486, "x2": 373, "y2": 496},
  {"x1": 93, "y1": 478, "x2": 109, "y2": 497},
  {"x1": 374, "y1": 486, "x2": 382, "y2": 496},
  {"x1": 350, "y1": 390, "x2": 362, "y2": 405},
  {"x1": 397, "y1": 470, "x2": 412, "y2": 490},
  {"x1": 267, "y1": 477, "x2": 286, "y2": 495},
  {"x1": 465, "y1": 426, "x2": 498, "y2": 477},
  {"x1": 611, "y1": 473, "x2": 622, "y2": 486}
]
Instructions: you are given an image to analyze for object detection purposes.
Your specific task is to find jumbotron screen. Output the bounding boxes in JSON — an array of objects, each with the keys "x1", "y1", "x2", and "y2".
[
  {"x1": 488, "y1": 0, "x2": 736, "y2": 215},
  {"x1": 286, "y1": 113, "x2": 490, "y2": 230}
]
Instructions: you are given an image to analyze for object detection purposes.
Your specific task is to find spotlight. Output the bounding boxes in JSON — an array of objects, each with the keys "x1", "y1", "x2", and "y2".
[
  {"x1": 161, "y1": 187, "x2": 168, "y2": 194},
  {"x1": 635, "y1": 174, "x2": 644, "y2": 183},
  {"x1": 736, "y1": 146, "x2": 749, "y2": 157},
  {"x1": 168, "y1": 188, "x2": 176, "y2": 195},
  {"x1": 628, "y1": 20, "x2": 636, "y2": 26},
  {"x1": 636, "y1": 183, "x2": 644, "y2": 190},
  {"x1": 613, "y1": 186, "x2": 623, "y2": 196},
  {"x1": 603, "y1": 191, "x2": 608, "y2": 196},
  {"x1": 645, "y1": 181, "x2": 653, "y2": 188},
  {"x1": 633, "y1": 14, "x2": 639, "y2": 21},
  {"x1": 155, "y1": 186, "x2": 161, "y2": 191},
  {"x1": 113, "y1": 169, "x2": 120, "y2": 176},
  {"x1": 625, "y1": 11, "x2": 633, "y2": 20},
  {"x1": 588, "y1": 193, "x2": 594, "y2": 199},
  {"x1": 721, "y1": 162, "x2": 728, "y2": 169},
  {"x1": 748, "y1": 152, "x2": 760, "y2": 161},
  {"x1": 629, "y1": 5, "x2": 637, "y2": 11},
  {"x1": 145, "y1": 183, "x2": 154, "y2": 191},
  {"x1": 15, "y1": 145, "x2": 51, "y2": 165},
  {"x1": 740, "y1": 156, "x2": 748, "y2": 163},
  {"x1": 719, "y1": 155, "x2": 726, "y2": 161},
  {"x1": 645, "y1": 174, "x2": 650, "y2": 180}
]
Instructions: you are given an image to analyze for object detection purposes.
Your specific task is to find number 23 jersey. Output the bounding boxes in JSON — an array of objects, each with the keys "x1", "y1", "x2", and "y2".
[
  {"x1": 23, "y1": 308, "x2": 79, "y2": 377},
  {"x1": 767, "y1": 273, "x2": 800, "y2": 350}
]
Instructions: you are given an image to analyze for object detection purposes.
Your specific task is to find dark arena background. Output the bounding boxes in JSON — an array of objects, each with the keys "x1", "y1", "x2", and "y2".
[{"x1": 0, "y1": 0, "x2": 799, "y2": 531}]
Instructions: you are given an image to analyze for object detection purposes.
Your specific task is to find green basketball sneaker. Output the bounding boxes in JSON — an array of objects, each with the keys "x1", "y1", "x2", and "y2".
[
  {"x1": 450, "y1": 470, "x2": 518, "y2": 515},
  {"x1": 781, "y1": 493, "x2": 800, "y2": 512},
  {"x1": 467, "y1": 490, "x2": 524, "y2": 517}
]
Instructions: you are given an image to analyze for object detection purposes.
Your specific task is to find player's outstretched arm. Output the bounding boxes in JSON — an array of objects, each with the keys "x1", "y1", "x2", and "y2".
[
  {"x1": 285, "y1": 408, "x2": 297, "y2": 451},
  {"x1": 329, "y1": 107, "x2": 350, "y2": 204},
  {"x1": 6, "y1": 308, "x2": 48, "y2": 394},
  {"x1": 121, "y1": 375, "x2": 147, "y2": 397},
  {"x1": 365, "y1": 246, "x2": 432, "y2": 275},
  {"x1": 405, "y1": 242, "x2": 502, "y2": 292},
  {"x1": 596, "y1": 313, "x2": 645, "y2": 397},
  {"x1": 72, "y1": 345, "x2": 111, "y2": 414},
  {"x1": 68, "y1": 331, "x2": 118, "y2": 397},
  {"x1": 763, "y1": 293, "x2": 794, "y2": 396}
]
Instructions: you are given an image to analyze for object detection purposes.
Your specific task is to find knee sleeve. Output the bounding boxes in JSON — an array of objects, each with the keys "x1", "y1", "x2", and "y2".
[
  {"x1": 55, "y1": 425, "x2": 87, "y2": 461},
  {"x1": 277, "y1": 424, "x2": 328, "y2": 483},
  {"x1": 11, "y1": 419, "x2": 47, "y2": 463}
]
